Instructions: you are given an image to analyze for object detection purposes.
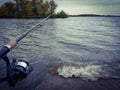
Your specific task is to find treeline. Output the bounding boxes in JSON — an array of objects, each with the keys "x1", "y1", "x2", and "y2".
[{"x1": 0, "y1": 0, "x2": 68, "y2": 18}]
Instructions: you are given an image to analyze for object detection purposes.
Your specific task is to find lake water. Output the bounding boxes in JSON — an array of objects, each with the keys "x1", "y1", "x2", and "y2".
[{"x1": 0, "y1": 17, "x2": 120, "y2": 89}]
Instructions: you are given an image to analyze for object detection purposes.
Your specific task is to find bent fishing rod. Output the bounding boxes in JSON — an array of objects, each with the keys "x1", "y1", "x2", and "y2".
[{"x1": 16, "y1": 14, "x2": 52, "y2": 43}]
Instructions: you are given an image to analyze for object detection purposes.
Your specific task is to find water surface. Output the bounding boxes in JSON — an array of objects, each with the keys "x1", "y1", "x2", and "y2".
[{"x1": 0, "y1": 17, "x2": 120, "y2": 89}]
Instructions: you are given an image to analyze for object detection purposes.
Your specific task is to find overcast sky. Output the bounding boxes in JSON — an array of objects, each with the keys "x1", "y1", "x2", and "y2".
[
  {"x1": 54, "y1": 0, "x2": 120, "y2": 15},
  {"x1": 0, "y1": 0, "x2": 120, "y2": 15}
]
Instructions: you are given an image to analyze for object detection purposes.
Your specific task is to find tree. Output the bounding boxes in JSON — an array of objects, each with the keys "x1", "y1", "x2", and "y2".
[
  {"x1": 49, "y1": 0, "x2": 57, "y2": 14},
  {"x1": 0, "y1": 1, "x2": 15, "y2": 18},
  {"x1": 14, "y1": 0, "x2": 27, "y2": 17},
  {"x1": 24, "y1": 1, "x2": 33, "y2": 17},
  {"x1": 0, "y1": 0, "x2": 68, "y2": 18},
  {"x1": 0, "y1": 7, "x2": 8, "y2": 18},
  {"x1": 42, "y1": 1, "x2": 50, "y2": 17},
  {"x1": 31, "y1": 0, "x2": 38, "y2": 16},
  {"x1": 55, "y1": 10, "x2": 68, "y2": 18}
]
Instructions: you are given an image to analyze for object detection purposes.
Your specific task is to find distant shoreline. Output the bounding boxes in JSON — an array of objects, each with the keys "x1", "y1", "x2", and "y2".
[
  {"x1": 0, "y1": 14, "x2": 120, "y2": 19},
  {"x1": 69, "y1": 14, "x2": 120, "y2": 17}
]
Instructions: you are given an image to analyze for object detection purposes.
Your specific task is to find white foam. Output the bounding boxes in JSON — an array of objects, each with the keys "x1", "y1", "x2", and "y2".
[{"x1": 57, "y1": 65, "x2": 102, "y2": 81}]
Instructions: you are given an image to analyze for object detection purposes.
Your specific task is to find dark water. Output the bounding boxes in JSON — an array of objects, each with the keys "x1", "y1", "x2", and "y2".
[{"x1": 0, "y1": 17, "x2": 120, "y2": 90}]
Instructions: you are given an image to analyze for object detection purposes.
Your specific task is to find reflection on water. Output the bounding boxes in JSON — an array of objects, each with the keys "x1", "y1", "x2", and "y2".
[{"x1": 0, "y1": 17, "x2": 120, "y2": 81}]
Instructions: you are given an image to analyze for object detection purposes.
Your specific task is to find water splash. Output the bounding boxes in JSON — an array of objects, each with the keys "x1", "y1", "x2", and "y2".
[{"x1": 57, "y1": 65, "x2": 103, "y2": 81}]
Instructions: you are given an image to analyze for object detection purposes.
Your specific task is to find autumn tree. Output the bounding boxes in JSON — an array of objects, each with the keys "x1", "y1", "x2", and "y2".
[
  {"x1": 0, "y1": 0, "x2": 68, "y2": 18},
  {"x1": 14, "y1": 0, "x2": 27, "y2": 17},
  {"x1": 0, "y1": 2, "x2": 15, "y2": 18},
  {"x1": 42, "y1": 1, "x2": 50, "y2": 17},
  {"x1": 24, "y1": 1, "x2": 33, "y2": 17}
]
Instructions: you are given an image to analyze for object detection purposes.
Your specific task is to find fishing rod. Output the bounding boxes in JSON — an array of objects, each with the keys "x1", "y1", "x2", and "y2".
[
  {"x1": 16, "y1": 14, "x2": 52, "y2": 43},
  {"x1": 0, "y1": 14, "x2": 52, "y2": 87}
]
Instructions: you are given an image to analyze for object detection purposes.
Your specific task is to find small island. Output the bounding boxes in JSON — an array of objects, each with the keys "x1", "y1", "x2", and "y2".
[{"x1": 0, "y1": 0, "x2": 68, "y2": 18}]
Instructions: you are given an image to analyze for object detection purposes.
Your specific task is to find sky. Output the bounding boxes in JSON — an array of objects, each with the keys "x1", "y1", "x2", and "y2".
[
  {"x1": 54, "y1": 0, "x2": 120, "y2": 15},
  {"x1": 0, "y1": 0, "x2": 120, "y2": 15}
]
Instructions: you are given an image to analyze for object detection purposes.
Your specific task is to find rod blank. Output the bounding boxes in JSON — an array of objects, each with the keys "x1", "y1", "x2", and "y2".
[{"x1": 16, "y1": 14, "x2": 52, "y2": 43}]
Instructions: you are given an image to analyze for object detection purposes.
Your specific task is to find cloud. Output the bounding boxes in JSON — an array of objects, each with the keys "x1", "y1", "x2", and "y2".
[
  {"x1": 55, "y1": 0, "x2": 120, "y2": 15},
  {"x1": 89, "y1": 1, "x2": 120, "y2": 6},
  {"x1": 55, "y1": 0, "x2": 120, "y2": 6}
]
